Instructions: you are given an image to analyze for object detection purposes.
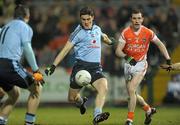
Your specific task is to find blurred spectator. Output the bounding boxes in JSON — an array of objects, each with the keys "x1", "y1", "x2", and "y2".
[
  {"x1": 0, "y1": 0, "x2": 3, "y2": 16},
  {"x1": 163, "y1": 74, "x2": 180, "y2": 104},
  {"x1": 116, "y1": 0, "x2": 132, "y2": 29}
]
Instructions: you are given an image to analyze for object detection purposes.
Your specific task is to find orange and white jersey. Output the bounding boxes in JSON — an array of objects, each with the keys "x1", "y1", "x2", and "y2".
[{"x1": 119, "y1": 25, "x2": 158, "y2": 61}]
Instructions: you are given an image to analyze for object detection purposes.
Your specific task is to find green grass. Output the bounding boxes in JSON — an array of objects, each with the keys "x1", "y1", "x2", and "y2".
[{"x1": 8, "y1": 106, "x2": 180, "y2": 125}]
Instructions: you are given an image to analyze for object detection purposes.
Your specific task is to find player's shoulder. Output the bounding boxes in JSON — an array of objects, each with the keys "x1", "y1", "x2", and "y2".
[
  {"x1": 141, "y1": 25, "x2": 153, "y2": 33},
  {"x1": 19, "y1": 20, "x2": 32, "y2": 33},
  {"x1": 69, "y1": 25, "x2": 83, "y2": 41},
  {"x1": 93, "y1": 24, "x2": 101, "y2": 30},
  {"x1": 121, "y1": 26, "x2": 131, "y2": 36},
  {"x1": 71, "y1": 25, "x2": 82, "y2": 35},
  {"x1": 8, "y1": 19, "x2": 32, "y2": 31}
]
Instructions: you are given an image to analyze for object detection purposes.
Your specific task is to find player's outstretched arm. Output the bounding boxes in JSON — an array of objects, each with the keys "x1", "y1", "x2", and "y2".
[
  {"x1": 23, "y1": 42, "x2": 45, "y2": 85},
  {"x1": 152, "y1": 38, "x2": 171, "y2": 63},
  {"x1": 101, "y1": 33, "x2": 116, "y2": 45},
  {"x1": 152, "y1": 38, "x2": 172, "y2": 71},
  {"x1": 44, "y1": 40, "x2": 74, "y2": 76}
]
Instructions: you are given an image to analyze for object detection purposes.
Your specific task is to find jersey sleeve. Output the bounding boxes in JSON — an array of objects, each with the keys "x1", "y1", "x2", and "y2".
[
  {"x1": 118, "y1": 34, "x2": 126, "y2": 44},
  {"x1": 23, "y1": 42, "x2": 39, "y2": 72},
  {"x1": 20, "y1": 23, "x2": 33, "y2": 44},
  {"x1": 149, "y1": 29, "x2": 158, "y2": 42},
  {"x1": 69, "y1": 26, "x2": 81, "y2": 45}
]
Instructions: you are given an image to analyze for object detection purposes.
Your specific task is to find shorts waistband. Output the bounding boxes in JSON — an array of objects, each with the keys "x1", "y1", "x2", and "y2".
[
  {"x1": 0, "y1": 58, "x2": 18, "y2": 62},
  {"x1": 75, "y1": 59, "x2": 100, "y2": 66}
]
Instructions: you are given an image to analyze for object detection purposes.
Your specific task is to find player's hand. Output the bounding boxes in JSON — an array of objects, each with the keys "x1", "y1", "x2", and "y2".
[
  {"x1": 160, "y1": 60, "x2": 172, "y2": 72},
  {"x1": 166, "y1": 59, "x2": 172, "y2": 72},
  {"x1": 109, "y1": 37, "x2": 117, "y2": 45},
  {"x1": 33, "y1": 70, "x2": 45, "y2": 85},
  {"x1": 44, "y1": 64, "x2": 56, "y2": 76},
  {"x1": 160, "y1": 64, "x2": 172, "y2": 70},
  {"x1": 124, "y1": 55, "x2": 137, "y2": 66}
]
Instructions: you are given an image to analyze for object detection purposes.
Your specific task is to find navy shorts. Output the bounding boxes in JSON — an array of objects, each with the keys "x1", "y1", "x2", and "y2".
[
  {"x1": 70, "y1": 59, "x2": 105, "y2": 89},
  {"x1": 0, "y1": 58, "x2": 34, "y2": 92}
]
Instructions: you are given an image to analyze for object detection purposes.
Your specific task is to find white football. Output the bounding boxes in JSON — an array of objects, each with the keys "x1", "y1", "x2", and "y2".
[{"x1": 75, "y1": 70, "x2": 91, "y2": 86}]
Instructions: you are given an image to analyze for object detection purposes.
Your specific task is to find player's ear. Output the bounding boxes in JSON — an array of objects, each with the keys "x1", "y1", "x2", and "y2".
[
  {"x1": 91, "y1": 15, "x2": 94, "y2": 20},
  {"x1": 142, "y1": 17, "x2": 144, "y2": 22}
]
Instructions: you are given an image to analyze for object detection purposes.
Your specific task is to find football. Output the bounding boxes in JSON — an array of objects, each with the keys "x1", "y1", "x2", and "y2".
[{"x1": 75, "y1": 70, "x2": 91, "y2": 86}]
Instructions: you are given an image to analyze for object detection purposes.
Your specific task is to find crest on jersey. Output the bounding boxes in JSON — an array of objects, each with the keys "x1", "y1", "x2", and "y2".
[
  {"x1": 92, "y1": 40, "x2": 96, "y2": 43},
  {"x1": 91, "y1": 34, "x2": 95, "y2": 37},
  {"x1": 142, "y1": 38, "x2": 146, "y2": 42}
]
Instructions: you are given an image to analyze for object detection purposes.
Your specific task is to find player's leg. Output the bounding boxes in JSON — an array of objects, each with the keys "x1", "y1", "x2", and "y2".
[
  {"x1": 0, "y1": 59, "x2": 23, "y2": 125},
  {"x1": 68, "y1": 61, "x2": 89, "y2": 115},
  {"x1": 1, "y1": 60, "x2": 43, "y2": 125},
  {"x1": 0, "y1": 86, "x2": 20, "y2": 125},
  {"x1": 68, "y1": 87, "x2": 88, "y2": 114},
  {"x1": 92, "y1": 78, "x2": 109, "y2": 125},
  {"x1": 0, "y1": 88, "x2": 5, "y2": 103},
  {"x1": 25, "y1": 82, "x2": 42, "y2": 125},
  {"x1": 136, "y1": 94, "x2": 156, "y2": 125},
  {"x1": 125, "y1": 72, "x2": 144, "y2": 125}
]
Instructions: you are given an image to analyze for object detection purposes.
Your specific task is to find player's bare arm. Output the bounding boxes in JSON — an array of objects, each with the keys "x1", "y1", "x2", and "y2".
[
  {"x1": 53, "y1": 40, "x2": 74, "y2": 66},
  {"x1": 45, "y1": 40, "x2": 74, "y2": 76},
  {"x1": 115, "y1": 41, "x2": 126, "y2": 58},
  {"x1": 101, "y1": 33, "x2": 116, "y2": 45},
  {"x1": 152, "y1": 38, "x2": 171, "y2": 61}
]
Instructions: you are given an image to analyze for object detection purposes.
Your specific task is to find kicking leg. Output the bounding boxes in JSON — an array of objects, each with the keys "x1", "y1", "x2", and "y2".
[{"x1": 68, "y1": 88, "x2": 88, "y2": 115}]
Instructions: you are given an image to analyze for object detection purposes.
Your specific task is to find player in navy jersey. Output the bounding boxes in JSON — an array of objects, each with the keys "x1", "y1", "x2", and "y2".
[
  {"x1": 0, "y1": 5, "x2": 44, "y2": 125},
  {"x1": 45, "y1": 6, "x2": 115, "y2": 125}
]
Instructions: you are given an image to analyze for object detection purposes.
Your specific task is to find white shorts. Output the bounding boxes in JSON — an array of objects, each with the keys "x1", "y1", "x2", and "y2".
[{"x1": 124, "y1": 60, "x2": 148, "y2": 81}]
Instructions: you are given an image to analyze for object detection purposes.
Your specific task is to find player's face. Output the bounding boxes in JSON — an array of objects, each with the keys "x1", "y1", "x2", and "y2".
[
  {"x1": 131, "y1": 13, "x2": 144, "y2": 31},
  {"x1": 80, "y1": 15, "x2": 94, "y2": 29}
]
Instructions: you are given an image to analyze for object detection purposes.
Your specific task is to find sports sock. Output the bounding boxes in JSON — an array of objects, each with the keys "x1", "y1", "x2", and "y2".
[
  {"x1": 25, "y1": 113, "x2": 36, "y2": 125},
  {"x1": 143, "y1": 105, "x2": 151, "y2": 114},
  {"x1": 75, "y1": 97, "x2": 83, "y2": 107},
  {"x1": 127, "y1": 112, "x2": 134, "y2": 122},
  {"x1": 94, "y1": 107, "x2": 102, "y2": 118}
]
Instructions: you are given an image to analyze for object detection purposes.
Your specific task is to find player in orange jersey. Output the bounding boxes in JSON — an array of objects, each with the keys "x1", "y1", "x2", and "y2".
[{"x1": 115, "y1": 9, "x2": 171, "y2": 125}]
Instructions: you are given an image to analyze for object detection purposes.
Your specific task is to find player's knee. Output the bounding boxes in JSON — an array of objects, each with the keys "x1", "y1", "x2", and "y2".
[
  {"x1": 128, "y1": 87, "x2": 136, "y2": 95},
  {"x1": 103, "y1": 86, "x2": 108, "y2": 95},
  {"x1": 96, "y1": 79, "x2": 108, "y2": 94},
  {"x1": 97, "y1": 85, "x2": 108, "y2": 96},
  {"x1": 30, "y1": 91, "x2": 41, "y2": 99},
  {"x1": 30, "y1": 86, "x2": 42, "y2": 98},
  {"x1": 8, "y1": 87, "x2": 20, "y2": 102}
]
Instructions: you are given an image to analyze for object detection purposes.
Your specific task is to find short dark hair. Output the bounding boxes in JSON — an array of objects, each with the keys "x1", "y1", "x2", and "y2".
[
  {"x1": 131, "y1": 8, "x2": 143, "y2": 17},
  {"x1": 14, "y1": 4, "x2": 29, "y2": 19},
  {"x1": 80, "y1": 6, "x2": 94, "y2": 17}
]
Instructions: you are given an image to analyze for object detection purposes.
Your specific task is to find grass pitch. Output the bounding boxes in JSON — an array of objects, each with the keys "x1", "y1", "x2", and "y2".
[{"x1": 8, "y1": 106, "x2": 180, "y2": 125}]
